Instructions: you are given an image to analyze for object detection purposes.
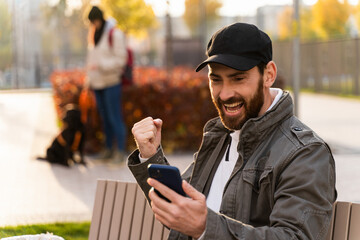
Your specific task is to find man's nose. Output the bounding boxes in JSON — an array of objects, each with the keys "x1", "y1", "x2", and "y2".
[{"x1": 219, "y1": 82, "x2": 235, "y2": 100}]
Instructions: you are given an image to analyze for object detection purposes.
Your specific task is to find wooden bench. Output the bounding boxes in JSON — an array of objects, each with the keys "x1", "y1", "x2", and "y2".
[
  {"x1": 88, "y1": 180, "x2": 169, "y2": 240},
  {"x1": 326, "y1": 201, "x2": 360, "y2": 240},
  {"x1": 89, "y1": 179, "x2": 360, "y2": 240}
]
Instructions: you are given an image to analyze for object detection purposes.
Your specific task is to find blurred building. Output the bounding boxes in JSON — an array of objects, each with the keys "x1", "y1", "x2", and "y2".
[
  {"x1": 8, "y1": 0, "x2": 88, "y2": 89},
  {"x1": 6, "y1": 2, "x2": 290, "y2": 88},
  {"x1": 136, "y1": 15, "x2": 257, "y2": 69},
  {"x1": 256, "y1": 5, "x2": 289, "y2": 39},
  {"x1": 10, "y1": 0, "x2": 44, "y2": 88}
]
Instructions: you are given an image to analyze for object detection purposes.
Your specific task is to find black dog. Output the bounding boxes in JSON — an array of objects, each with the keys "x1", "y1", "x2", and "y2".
[{"x1": 37, "y1": 104, "x2": 86, "y2": 167}]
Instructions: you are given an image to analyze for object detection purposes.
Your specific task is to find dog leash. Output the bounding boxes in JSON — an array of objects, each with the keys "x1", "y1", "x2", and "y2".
[
  {"x1": 71, "y1": 131, "x2": 82, "y2": 152},
  {"x1": 56, "y1": 131, "x2": 82, "y2": 152}
]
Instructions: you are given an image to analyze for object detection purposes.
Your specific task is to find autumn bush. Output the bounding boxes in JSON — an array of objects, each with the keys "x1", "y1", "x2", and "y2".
[{"x1": 50, "y1": 66, "x2": 217, "y2": 153}]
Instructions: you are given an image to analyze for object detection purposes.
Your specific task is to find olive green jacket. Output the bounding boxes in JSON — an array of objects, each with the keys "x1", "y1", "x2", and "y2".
[{"x1": 128, "y1": 91, "x2": 337, "y2": 240}]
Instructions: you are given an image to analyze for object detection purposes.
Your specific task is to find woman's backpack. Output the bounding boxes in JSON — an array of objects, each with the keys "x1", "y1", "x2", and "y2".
[{"x1": 108, "y1": 28, "x2": 134, "y2": 87}]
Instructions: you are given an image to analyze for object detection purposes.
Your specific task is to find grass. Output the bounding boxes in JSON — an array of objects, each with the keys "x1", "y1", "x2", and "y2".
[{"x1": 0, "y1": 222, "x2": 90, "y2": 239}]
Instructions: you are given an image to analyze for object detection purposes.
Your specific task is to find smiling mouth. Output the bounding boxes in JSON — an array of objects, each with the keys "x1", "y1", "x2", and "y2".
[{"x1": 224, "y1": 102, "x2": 244, "y2": 113}]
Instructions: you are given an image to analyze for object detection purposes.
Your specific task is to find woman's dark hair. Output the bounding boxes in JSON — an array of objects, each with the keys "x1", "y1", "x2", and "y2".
[{"x1": 88, "y1": 6, "x2": 104, "y2": 22}]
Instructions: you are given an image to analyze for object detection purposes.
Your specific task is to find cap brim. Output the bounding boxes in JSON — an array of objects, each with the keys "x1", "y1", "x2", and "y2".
[{"x1": 195, "y1": 54, "x2": 261, "y2": 72}]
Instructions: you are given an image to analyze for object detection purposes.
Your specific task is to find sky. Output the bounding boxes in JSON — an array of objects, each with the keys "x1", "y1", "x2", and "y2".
[{"x1": 144, "y1": 0, "x2": 360, "y2": 17}]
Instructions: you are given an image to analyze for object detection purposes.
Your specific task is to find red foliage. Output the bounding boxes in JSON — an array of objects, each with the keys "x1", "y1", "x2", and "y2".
[
  {"x1": 50, "y1": 70, "x2": 85, "y2": 118},
  {"x1": 50, "y1": 66, "x2": 218, "y2": 153}
]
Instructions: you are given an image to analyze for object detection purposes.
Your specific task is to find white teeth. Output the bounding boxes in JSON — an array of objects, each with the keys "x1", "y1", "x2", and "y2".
[
  {"x1": 224, "y1": 102, "x2": 241, "y2": 107},
  {"x1": 227, "y1": 108, "x2": 238, "y2": 113},
  {"x1": 224, "y1": 102, "x2": 243, "y2": 113}
]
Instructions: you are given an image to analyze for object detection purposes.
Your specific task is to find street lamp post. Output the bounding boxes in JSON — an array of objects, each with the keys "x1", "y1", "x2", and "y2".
[
  {"x1": 293, "y1": 0, "x2": 300, "y2": 117},
  {"x1": 11, "y1": 0, "x2": 19, "y2": 88},
  {"x1": 165, "y1": 0, "x2": 173, "y2": 75},
  {"x1": 199, "y1": 0, "x2": 206, "y2": 46}
]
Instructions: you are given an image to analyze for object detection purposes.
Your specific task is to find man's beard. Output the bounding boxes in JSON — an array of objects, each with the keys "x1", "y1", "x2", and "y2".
[{"x1": 212, "y1": 78, "x2": 264, "y2": 130}]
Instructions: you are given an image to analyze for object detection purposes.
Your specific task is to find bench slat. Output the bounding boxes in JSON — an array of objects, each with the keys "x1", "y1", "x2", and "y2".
[
  {"x1": 348, "y1": 203, "x2": 360, "y2": 240},
  {"x1": 141, "y1": 202, "x2": 155, "y2": 240},
  {"x1": 130, "y1": 186, "x2": 147, "y2": 240},
  {"x1": 163, "y1": 228, "x2": 170, "y2": 240},
  {"x1": 119, "y1": 182, "x2": 137, "y2": 240},
  {"x1": 152, "y1": 218, "x2": 165, "y2": 239},
  {"x1": 332, "y1": 201, "x2": 352, "y2": 240},
  {"x1": 98, "y1": 181, "x2": 117, "y2": 240},
  {"x1": 89, "y1": 179, "x2": 107, "y2": 240},
  {"x1": 109, "y1": 181, "x2": 127, "y2": 240}
]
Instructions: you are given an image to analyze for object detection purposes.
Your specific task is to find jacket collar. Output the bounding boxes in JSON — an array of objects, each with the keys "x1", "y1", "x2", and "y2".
[
  {"x1": 240, "y1": 91, "x2": 293, "y2": 159},
  {"x1": 242, "y1": 91, "x2": 293, "y2": 134}
]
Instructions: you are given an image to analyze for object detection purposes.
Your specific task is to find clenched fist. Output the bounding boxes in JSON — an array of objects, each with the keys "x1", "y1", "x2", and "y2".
[{"x1": 131, "y1": 117, "x2": 163, "y2": 159}]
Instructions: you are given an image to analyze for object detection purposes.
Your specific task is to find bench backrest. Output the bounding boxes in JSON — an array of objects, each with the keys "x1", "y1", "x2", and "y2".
[
  {"x1": 326, "y1": 201, "x2": 360, "y2": 240},
  {"x1": 89, "y1": 180, "x2": 169, "y2": 240},
  {"x1": 89, "y1": 180, "x2": 360, "y2": 240}
]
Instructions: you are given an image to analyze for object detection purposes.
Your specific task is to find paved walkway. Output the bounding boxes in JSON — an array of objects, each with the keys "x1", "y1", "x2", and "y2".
[{"x1": 0, "y1": 90, "x2": 359, "y2": 227}]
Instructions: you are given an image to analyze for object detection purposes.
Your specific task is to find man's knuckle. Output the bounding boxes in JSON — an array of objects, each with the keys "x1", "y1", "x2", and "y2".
[
  {"x1": 170, "y1": 208, "x2": 180, "y2": 218},
  {"x1": 168, "y1": 215, "x2": 177, "y2": 226},
  {"x1": 177, "y1": 201, "x2": 187, "y2": 209}
]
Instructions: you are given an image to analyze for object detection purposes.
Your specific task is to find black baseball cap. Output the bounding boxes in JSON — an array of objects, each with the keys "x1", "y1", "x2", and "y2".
[{"x1": 195, "y1": 23, "x2": 272, "y2": 72}]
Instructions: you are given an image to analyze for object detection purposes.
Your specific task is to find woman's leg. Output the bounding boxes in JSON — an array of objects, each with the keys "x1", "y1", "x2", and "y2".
[
  {"x1": 102, "y1": 84, "x2": 126, "y2": 152},
  {"x1": 94, "y1": 89, "x2": 114, "y2": 151}
]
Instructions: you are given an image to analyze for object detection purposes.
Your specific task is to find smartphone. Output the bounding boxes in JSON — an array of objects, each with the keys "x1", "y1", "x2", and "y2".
[{"x1": 147, "y1": 164, "x2": 186, "y2": 202}]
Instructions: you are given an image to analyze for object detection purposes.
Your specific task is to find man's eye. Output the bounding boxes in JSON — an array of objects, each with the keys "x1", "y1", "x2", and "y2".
[
  {"x1": 211, "y1": 78, "x2": 222, "y2": 83},
  {"x1": 234, "y1": 77, "x2": 244, "y2": 81}
]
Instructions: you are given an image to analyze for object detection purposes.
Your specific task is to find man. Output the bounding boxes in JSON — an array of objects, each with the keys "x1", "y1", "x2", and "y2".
[
  {"x1": 128, "y1": 23, "x2": 336, "y2": 239},
  {"x1": 86, "y1": 6, "x2": 127, "y2": 163}
]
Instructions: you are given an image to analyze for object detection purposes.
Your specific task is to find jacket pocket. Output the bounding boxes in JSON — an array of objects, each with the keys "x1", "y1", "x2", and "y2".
[
  {"x1": 242, "y1": 167, "x2": 274, "y2": 225},
  {"x1": 243, "y1": 167, "x2": 273, "y2": 194}
]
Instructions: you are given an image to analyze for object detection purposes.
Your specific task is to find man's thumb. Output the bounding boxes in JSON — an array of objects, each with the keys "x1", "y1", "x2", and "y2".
[
  {"x1": 153, "y1": 118, "x2": 162, "y2": 145},
  {"x1": 153, "y1": 118, "x2": 163, "y2": 129}
]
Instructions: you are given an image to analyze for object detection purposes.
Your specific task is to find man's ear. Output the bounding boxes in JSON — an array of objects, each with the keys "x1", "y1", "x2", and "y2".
[{"x1": 263, "y1": 61, "x2": 277, "y2": 88}]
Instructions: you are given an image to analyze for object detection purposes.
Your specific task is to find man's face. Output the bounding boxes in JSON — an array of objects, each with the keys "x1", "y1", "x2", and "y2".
[{"x1": 208, "y1": 63, "x2": 265, "y2": 130}]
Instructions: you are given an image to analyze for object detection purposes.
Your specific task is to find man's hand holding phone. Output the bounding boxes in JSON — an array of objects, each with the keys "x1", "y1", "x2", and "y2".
[
  {"x1": 147, "y1": 166, "x2": 207, "y2": 239},
  {"x1": 132, "y1": 117, "x2": 207, "y2": 238}
]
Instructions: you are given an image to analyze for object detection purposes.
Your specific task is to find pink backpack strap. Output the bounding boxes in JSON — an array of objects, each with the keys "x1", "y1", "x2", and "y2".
[
  {"x1": 108, "y1": 27, "x2": 115, "y2": 47},
  {"x1": 127, "y1": 48, "x2": 134, "y2": 67}
]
